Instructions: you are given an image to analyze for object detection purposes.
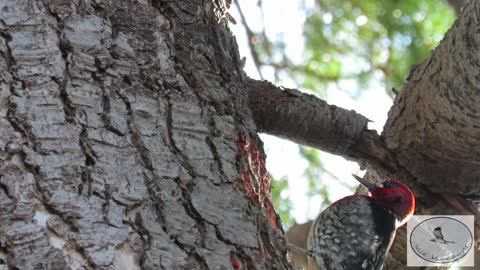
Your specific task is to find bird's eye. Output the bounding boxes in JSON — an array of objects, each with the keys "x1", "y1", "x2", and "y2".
[
  {"x1": 393, "y1": 196, "x2": 402, "y2": 204},
  {"x1": 383, "y1": 181, "x2": 398, "y2": 188}
]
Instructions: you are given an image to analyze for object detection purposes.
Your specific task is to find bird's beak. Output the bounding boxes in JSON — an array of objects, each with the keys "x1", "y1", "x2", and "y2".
[{"x1": 352, "y1": 175, "x2": 378, "y2": 191}]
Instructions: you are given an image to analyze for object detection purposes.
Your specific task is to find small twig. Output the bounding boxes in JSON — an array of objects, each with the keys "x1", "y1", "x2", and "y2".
[
  {"x1": 234, "y1": 1, "x2": 264, "y2": 79},
  {"x1": 321, "y1": 165, "x2": 356, "y2": 190}
]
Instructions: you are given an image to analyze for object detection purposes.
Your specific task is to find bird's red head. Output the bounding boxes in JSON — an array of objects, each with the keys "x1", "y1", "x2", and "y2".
[
  {"x1": 368, "y1": 180, "x2": 415, "y2": 227},
  {"x1": 353, "y1": 176, "x2": 415, "y2": 228}
]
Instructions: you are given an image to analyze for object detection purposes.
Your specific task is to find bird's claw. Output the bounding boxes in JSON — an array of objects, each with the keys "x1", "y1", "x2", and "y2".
[{"x1": 272, "y1": 228, "x2": 286, "y2": 242}]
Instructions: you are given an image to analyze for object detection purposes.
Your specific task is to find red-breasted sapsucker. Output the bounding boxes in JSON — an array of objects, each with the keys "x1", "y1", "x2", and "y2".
[{"x1": 307, "y1": 175, "x2": 415, "y2": 270}]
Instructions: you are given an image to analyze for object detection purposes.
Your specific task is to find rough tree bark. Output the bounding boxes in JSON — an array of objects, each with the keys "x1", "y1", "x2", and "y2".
[
  {"x1": 0, "y1": 1, "x2": 478, "y2": 270},
  {"x1": 0, "y1": 0, "x2": 290, "y2": 269}
]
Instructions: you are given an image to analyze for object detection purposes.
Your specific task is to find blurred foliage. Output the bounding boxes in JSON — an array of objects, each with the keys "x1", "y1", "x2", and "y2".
[
  {"x1": 300, "y1": 146, "x2": 332, "y2": 205},
  {"x1": 301, "y1": 0, "x2": 455, "y2": 96},
  {"x1": 300, "y1": 146, "x2": 355, "y2": 207},
  {"x1": 236, "y1": 0, "x2": 456, "y2": 225}
]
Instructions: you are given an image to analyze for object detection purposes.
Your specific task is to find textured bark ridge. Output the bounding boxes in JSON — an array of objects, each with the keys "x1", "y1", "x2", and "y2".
[
  {"x1": 0, "y1": 0, "x2": 289, "y2": 269},
  {"x1": 384, "y1": 1, "x2": 480, "y2": 195}
]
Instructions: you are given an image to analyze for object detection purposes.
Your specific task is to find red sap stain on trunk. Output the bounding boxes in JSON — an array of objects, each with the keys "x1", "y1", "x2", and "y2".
[
  {"x1": 230, "y1": 250, "x2": 260, "y2": 270},
  {"x1": 237, "y1": 171, "x2": 260, "y2": 203},
  {"x1": 230, "y1": 251, "x2": 242, "y2": 270},
  {"x1": 258, "y1": 247, "x2": 265, "y2": 257},
  {"x1": 235, "y1": 133, "x2": 280, "y2": 229},
  {"x1": 264, "y1": 200, "x2": 278, "y2": 231}
]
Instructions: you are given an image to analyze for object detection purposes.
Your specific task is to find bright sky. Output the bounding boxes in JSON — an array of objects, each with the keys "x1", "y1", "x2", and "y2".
[{"x1": 230, "y1": 0, "x2": 393, "y2": 222}]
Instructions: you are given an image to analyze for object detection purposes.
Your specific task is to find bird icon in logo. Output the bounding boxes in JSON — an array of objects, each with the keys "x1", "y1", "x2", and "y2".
[{"x1": 431, "y1": 227, "x2": 455, "y2": 244}]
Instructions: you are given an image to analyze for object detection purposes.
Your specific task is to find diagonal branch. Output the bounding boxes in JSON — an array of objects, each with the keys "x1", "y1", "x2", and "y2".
[
  {"x1": 234, "y1": 1, "x2": 264, "y2": 79},
  {"x1": 246, "y1": 79, "x2": 398, "y2": 174},
  {"x1": 247, "y1": 79, "x2": 367, "y2": 154}
]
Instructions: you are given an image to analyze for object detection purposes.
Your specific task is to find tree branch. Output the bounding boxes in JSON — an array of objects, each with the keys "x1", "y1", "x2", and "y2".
[
  {"x1": 247, "y1": 79, "x2": 367, "y2": 153},
  {"x1": 246, "y1": 79, "x2": 398, "y2": 174}
]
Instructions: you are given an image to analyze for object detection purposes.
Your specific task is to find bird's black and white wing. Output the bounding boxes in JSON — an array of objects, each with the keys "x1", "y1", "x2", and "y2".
[{"x1": 307, "y1": 196, "x2": 396, "y2": 270}]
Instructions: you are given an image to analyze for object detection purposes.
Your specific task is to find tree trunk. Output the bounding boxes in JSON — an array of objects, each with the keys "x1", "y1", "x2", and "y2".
[
  {"x1": 1, "y1": 0, "x2": 479, "y2": 270},
  {"x1": 0, "y1": 0, "x2": 290, "y2": 269}
]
